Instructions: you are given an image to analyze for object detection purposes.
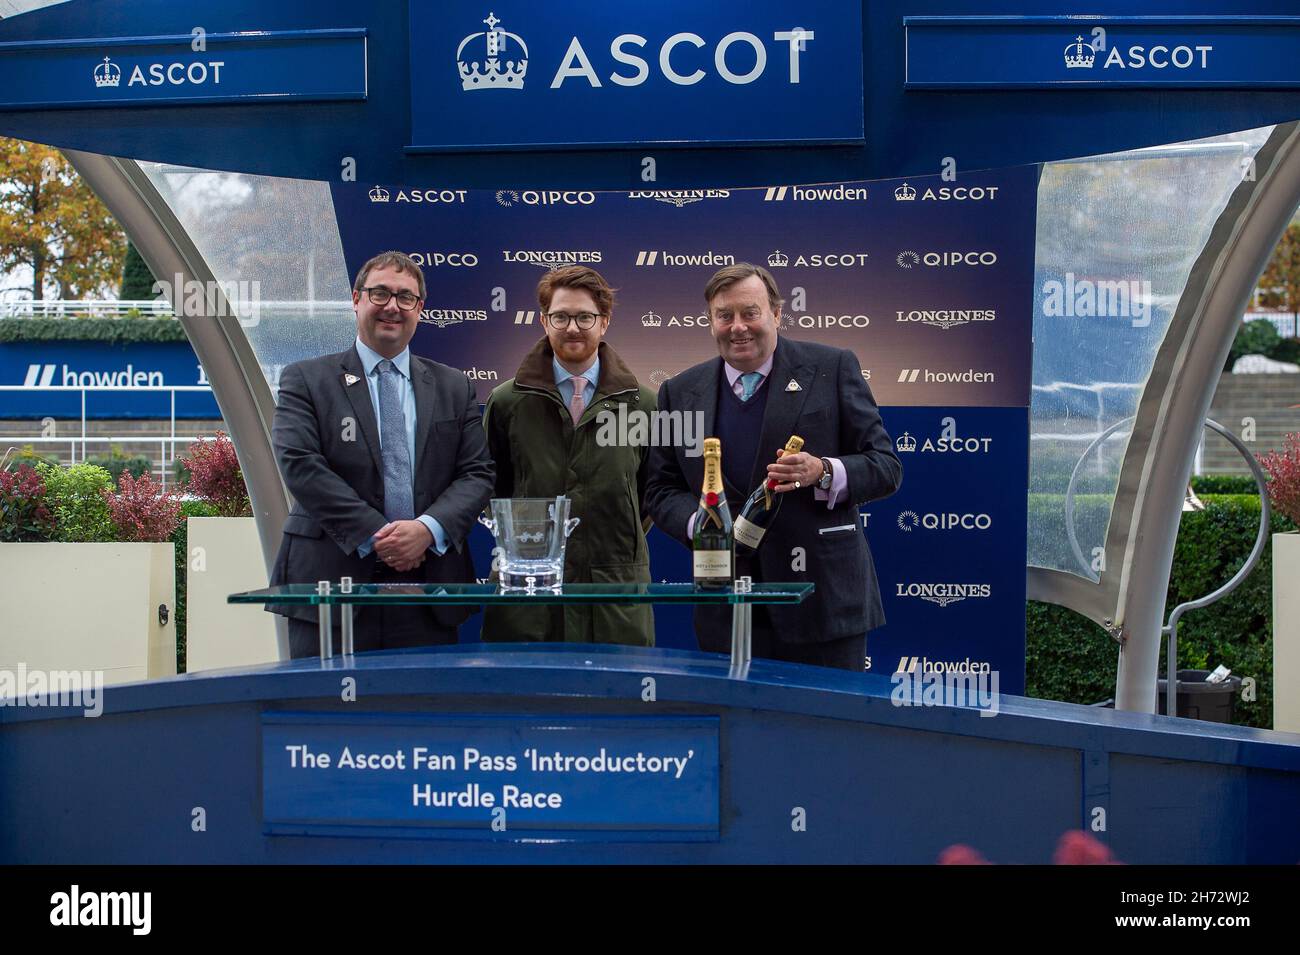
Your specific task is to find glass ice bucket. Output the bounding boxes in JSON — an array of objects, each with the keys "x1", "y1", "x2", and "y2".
[{"x1": 477, "y1": 496, "x2": 581, "y2": 590}]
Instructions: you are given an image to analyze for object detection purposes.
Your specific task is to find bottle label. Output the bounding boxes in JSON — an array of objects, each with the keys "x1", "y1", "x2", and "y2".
[
  {"x1": 733, "y1": 516, "x2": 765, "y2": 549},
  {"x1": 693, "y1": 550, "x2": 731, "y2": 577}
]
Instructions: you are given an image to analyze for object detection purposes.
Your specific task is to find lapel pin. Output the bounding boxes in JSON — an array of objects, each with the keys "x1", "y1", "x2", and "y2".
[
  {"x1": 344, "y1": 373, "x2": 360, "y2": 386},
  {"x1": 786, "y1": 379, "x2": 801, "y2": 392}
]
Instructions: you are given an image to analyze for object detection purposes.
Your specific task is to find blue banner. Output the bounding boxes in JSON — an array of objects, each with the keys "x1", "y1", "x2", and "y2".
[
  {"x1": 906, "y1": 16, "x2": 1300, "y2": 89},
  {"x1": 330, "y1": 167, "x2": 1037, "y2": 689},
  {"x1": 0, "y1": 29, "x2": 367, "y2": 110},
  {"x1": 0, "y1": 340, "x2": 219, "y2": 419},
  {"x1": 409, "y1": 1, "x2": 863, "y2": 150},
  {"x1": 262, "y1": 713, "x2": 720, "y2": 839}
]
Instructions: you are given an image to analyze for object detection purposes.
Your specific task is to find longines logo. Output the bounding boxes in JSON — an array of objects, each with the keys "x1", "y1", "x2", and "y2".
[
  {"x1": 93, "y1": 54, "x2": 225, "y2": 90},
  {"x1": 896, "y1": 368, "x2": 996, "y2": 384},
  {"x1": 894, "y1": 182, "x2": 999, "y2": 202},
  {"x1": 895, "y1": 582, "x2": 992, "y2": 607},
  {"x1": 635, "y1": 250, "x2": 735, "y2": 267},
  {"x1": 1063, "y1": 34, "x2": 1212, "y2": 72},
  {"x1": 895, "y1": 430, "x2": 993, "y2": 454},
  {"x1": 629, "y1": 190, "x2": 730, "y2": 207},
  {"x1": 897, "y1": 251, "x2": 998, "y2": 268},
  {"x1": 767, "y1": 250, "x2": 869, "y2": 268},
  {"x1": 419, "y1": 308, "x2": 489, "y2": 328},
  {"x1": 897, "y1": 510, "x2": 993, "y2": 532},
  {"x1": 407, "y1": 252, "x2": 479, "y2": 268},
  {"x1": 458, "y1": 12, "x2": 529, "y2": 90},
  {"x1": 495, "y1": 190, "x2": 596, "y2": 207},
  {"x1": 370, "y1": 187, "x2": 468, "y2": 204},
  {"x1": 763, "y1": 184, "x2": 869, "y2": 202},
  {"x1": 895, "y1": 309, "x2": 996, "y2": 330},
  {"x1": 503, "y1": 249, "x2": 602, "y2": 268}
]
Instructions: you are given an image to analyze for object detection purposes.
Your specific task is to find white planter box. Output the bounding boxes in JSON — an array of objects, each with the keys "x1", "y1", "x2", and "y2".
[
  {"x1": 185, "y1": 516, "x2": 279, "y2": 672},
  {"x1": 0, "y1": 542, "x2": 175, "y2": 687},
  {"x1": 1274, "y1": 532, "x2": 1300, "y2": 733}
]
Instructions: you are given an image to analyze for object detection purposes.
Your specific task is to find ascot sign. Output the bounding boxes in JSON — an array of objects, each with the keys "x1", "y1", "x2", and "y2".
[{"x1": 409, "y1": 1, "x2": 864, "y2": 150}]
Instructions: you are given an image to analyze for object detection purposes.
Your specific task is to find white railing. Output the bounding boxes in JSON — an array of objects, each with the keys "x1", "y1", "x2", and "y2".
[
  {"x1": 0, "y1": 384, "x2": 217, "y2": 489},
  {"x1": 0, "y1": 299, "x2": 355, "y2": 320}
]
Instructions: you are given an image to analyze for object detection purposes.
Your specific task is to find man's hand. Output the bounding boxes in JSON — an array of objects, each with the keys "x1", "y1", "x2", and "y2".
[
  {"x1": 373, "y1": 519, "x2": 433, "y2": 571},
  {"x1": 766, "y1": 450, "x2": 823, "y2": 494}
]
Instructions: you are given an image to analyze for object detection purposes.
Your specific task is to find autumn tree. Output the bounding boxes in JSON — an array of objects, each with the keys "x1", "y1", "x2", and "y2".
[
  {"x1": 0, "y1": 136, "x2": 125, "y2": 300},
  {"x1": 1256, "y1": 222, "x2": 1300, "y2": 315}
]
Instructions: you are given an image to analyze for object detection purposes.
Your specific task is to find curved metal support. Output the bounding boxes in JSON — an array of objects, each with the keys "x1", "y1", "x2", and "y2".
[
  {"x1": 62, "y1": 150, "x2": 291, "y2": 659},
  {"x1": 1162, "y1": 419, "x2": 1271, "y2": 718},
  {"x1": 1063, "y1": 417, "x2": 1136, "y2": 582}
]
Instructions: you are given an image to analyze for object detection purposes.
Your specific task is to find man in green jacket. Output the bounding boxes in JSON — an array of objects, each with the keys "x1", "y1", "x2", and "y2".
[{"x1": 482, "y1": 265, "x2": 657, "y2": 645}]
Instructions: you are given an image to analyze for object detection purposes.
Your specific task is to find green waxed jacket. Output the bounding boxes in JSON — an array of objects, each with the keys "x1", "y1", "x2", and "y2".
[{"x1": 481, "y1": 337, "x2": 657, "y2": 645}]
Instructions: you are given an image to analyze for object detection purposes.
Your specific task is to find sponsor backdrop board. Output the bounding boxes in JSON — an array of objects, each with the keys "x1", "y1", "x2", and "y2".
[{"x1": 331, "y1": 167, "x2": 1035, "y2": 690}]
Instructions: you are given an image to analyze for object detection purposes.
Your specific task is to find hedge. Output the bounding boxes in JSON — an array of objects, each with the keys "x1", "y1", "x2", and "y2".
[
  {"x1": 1190, "y1": 474, "x2": 1261, "y2": 495},
  {"x1": 0, "y1": 316, "x2": 187, "y2": 344},
  {"x1": 173, "y1": 499, "x2": 220, "y2": 673},
  {"x1": 1028, "y1": 493, "x2": 1289, "y2": 728}
]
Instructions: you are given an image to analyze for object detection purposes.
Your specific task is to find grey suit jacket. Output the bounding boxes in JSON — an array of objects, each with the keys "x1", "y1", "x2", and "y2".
[
  {"x1": 644, "y1": 336, "x2": 902, "y2": 642},
  {"x1": 268, "y1": 343, "x2": 494, "y2": 628}
]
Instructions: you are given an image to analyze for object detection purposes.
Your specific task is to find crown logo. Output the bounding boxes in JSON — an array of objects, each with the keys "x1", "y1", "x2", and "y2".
[
  {"x1": 1064, "y1": 35, "x2": 1096, "y2": 69},
  {"x1": 896, "y1": 432, "x2": 917, "y2": 452},
  {"x1": 94, "y1": 56, "x2": 121, "y2": 88},
  {"x1": 641, "y1": 310, "x2": 662, "y2": 328},
  {"x1": 458, "y1": 12, "x2": 529, "y2": 91},
  {"x1": 894, "y1": 182, "x2": 917, "y2": 201},
  {"x1": 368, "y1": 185, "x2": 391, "y2": 203},
  {"x1": 767, "y1": 250, "x2": 789, "y2": 268}
]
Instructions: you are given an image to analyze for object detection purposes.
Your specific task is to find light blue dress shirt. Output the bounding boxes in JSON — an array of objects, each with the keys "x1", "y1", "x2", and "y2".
[
  {"x1": 353, "y1": 338, "x2": 449, "y2": 557},
  {"x1": 553, "y1": 353, "x2": 599, "y2": 408}
]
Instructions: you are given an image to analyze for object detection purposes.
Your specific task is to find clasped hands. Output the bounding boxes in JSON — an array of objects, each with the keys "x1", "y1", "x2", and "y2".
[
  {"x1": 765, "y1": 450, "x2": 824, "y2": 493},
  {"x1": 373, "y1": 519, "x2": 433, "y2": 572}
]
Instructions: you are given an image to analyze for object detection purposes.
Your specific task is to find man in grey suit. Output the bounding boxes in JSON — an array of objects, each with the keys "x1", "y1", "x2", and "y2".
[
  {"x1": 269, "y1": 251, "x2": 494, "y2": 657},
  {"x1": 644, "y1": 263, "x2": 902, "y2": 670}
]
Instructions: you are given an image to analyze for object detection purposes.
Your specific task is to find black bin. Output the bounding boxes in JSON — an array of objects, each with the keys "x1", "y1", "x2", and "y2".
[{"x1": 1156, "y1": 669, "x2": 1242, "y2": 723}]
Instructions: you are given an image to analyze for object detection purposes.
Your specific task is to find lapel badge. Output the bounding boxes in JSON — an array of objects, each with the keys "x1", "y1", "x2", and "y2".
[
  {"x1": 785, "y1": 379, "x2": 801, "y2": 392},
  {"x1": 344, "y1": 373, "x2": 361, "y2": 386}
]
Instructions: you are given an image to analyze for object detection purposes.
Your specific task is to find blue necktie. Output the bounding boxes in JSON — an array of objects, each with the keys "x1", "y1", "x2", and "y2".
[
  {"x1": 376, "y1": 360, "x2": 414, "y2": 522},
  {"x1": 740, "y1": 372, "x2": 763, "y2": 401}
]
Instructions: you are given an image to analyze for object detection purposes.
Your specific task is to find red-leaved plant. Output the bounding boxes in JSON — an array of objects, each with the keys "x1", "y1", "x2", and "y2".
[
  {"x1": 180, "y1": 431, "x2": 251, "y2": 517},
  {"x1": 1258, "y1": 432, "x2": 1300, "y2": 526},
  {"x1": 0, "y1": 462, "x2": 55, "y2": 542},
  {"x1": 103, "y1": 471, "x2": 182, "y2": 543},
  {"x1": 939, "y1": 830, "x2": 1122, "y2": 865}
]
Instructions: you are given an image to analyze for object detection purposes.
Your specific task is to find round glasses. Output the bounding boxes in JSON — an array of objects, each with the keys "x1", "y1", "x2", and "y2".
[{"x1": 545, "y1": 311, "x2": 600, "y2": 329}]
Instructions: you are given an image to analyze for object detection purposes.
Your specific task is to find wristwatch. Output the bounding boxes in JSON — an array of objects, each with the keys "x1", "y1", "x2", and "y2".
[{"x1": 817, "y1": 457, "x2": 834, "y2": 490}]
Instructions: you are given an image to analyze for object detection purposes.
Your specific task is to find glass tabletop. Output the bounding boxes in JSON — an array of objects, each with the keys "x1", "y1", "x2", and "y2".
[{"x1": 229, "y1": 582, "x2": 815, "y2": 606}]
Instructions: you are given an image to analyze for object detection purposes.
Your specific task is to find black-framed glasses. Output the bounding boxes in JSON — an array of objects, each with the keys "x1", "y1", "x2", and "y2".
[
  {"x1": 545, "y1": 311, "x2": 600, "y2": 329},
  {"x1": 361, "y1": 286, "x2": 421, "y2": 311}
]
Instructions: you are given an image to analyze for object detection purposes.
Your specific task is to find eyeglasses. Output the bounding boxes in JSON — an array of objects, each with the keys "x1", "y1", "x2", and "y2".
[
  {"x1": 545, "y1": 311, "x2": 600, "y2": 330},
  {"x1": 360, "y1": 286, "x2": 421, "y2": 311}
]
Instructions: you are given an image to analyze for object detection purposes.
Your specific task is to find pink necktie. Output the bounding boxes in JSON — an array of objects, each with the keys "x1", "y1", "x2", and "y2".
[{"x1": 569, "y1": 375, "x2": 587, "y2": 425}]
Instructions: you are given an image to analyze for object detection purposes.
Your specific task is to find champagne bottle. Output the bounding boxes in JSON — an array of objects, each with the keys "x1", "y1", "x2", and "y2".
[
  {"x1": 692, "y1": 437, "x2": 733, "y2": 589},
  {"x1": 734, "y1": 435, "x2": 805, "y2": 557}
]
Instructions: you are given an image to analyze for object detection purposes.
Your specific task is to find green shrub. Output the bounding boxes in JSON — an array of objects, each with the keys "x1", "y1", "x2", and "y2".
[
  {"x1": 36, "y1": 462, "x2": 115, "y2": 542},
  {"x1": 1190, "y1": 474, "x2": 1260, "y2": 495},
  {"x1": 1227, "y1": 318, "x2": 1282, "y2": 370},
  {"x1": 3, "y1": 445, "x2": 61, "y2": 472},
  {"x1": 1028, "y1": 493, "x2": 1289, "y2": 728},
  {"x1": 85, "y1": 449, "x2": 153, "y2": 485},
  {"x1": 173, "y1": 499, "x2": 220, "y2": 673},
  {"x1": 0, "y1": 316, "x2": 186, "y2": 345}
]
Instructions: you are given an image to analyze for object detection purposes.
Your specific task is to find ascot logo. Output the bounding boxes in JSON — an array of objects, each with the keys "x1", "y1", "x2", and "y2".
[
  {"x1": 642, "y1": 311, "x2": 662, "y2": 327},
  {"x1": 1063, "y1": 34, "x2": 1213, "y2": 71},
  {"x1": 629, "y1": 189, "x2": 730, "y2": 207},
  {"x1": 459, "y1": 12, "x2": 529, "y2": 90},
  {"x1": 894, "y1": 183, "x2": 916, "y2": 201},
  {"x1": 369, "y1": 186, "x2": 390, "y2": 203},
  {"x1": 768, "y1": 249, "x2": 869, "y2": 268},
  {"x1": 371, "y1": 188, "x2": 468, "y2": 204},
  {"x1": 895, "y1": 430, "x2": 993, "y2": 454},
  {"x1": 93, "y1": 56, "x2": 121, "y2": 88},
  {"x1": 420, "y1": 307, "x2": 489, "y2": 328}
]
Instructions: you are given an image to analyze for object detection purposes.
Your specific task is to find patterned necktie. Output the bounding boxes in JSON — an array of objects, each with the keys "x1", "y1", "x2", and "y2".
[
  {"x1": 376, "y1": 359, "x2": 414, "y2": 522},
  {"x1": 569, "y1": 375, "x2": 587, "y2": 425},
  {"x1": 740, "y1": 372, "x2": 763, "y2": 401}
]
